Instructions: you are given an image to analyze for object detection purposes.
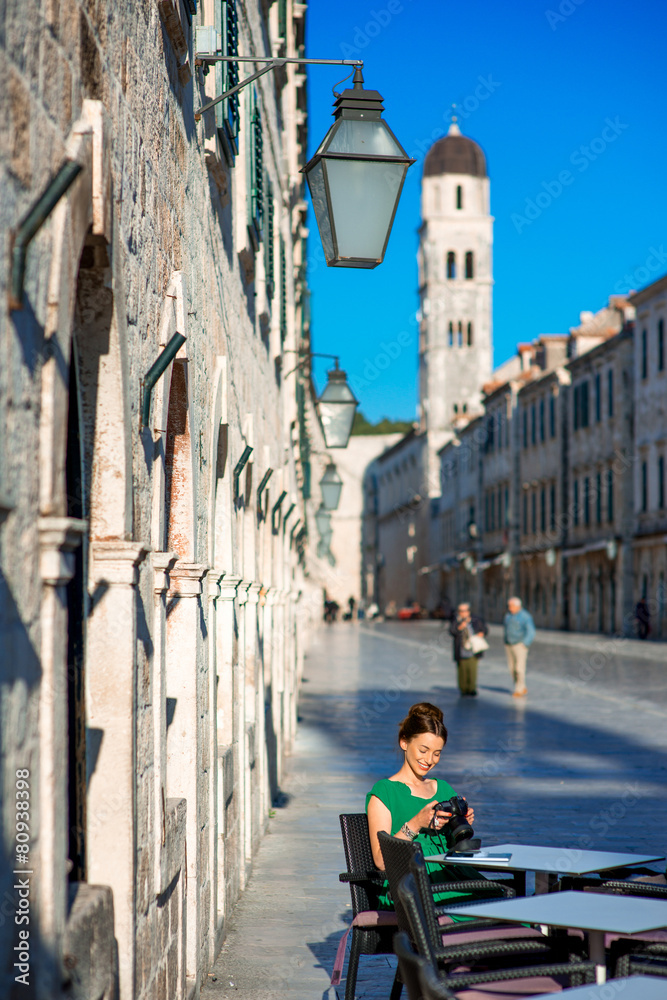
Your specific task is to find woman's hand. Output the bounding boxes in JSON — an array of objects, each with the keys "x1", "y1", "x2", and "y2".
[
  {"x1": 466, "y1": 806, "x2": 475, "y2": 824},
  {"x1": 412, "y1": 801, "x2": 452, "y2": 831}
]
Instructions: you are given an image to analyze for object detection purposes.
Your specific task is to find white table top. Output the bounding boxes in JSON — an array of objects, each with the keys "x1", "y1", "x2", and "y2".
[
  {"x1": 441, "y1": 890, "x2": 667, "y2": 935},
  {"x1": 525, "y1": 975, "x2": 667, "y2": 999},
  {"x1": 425, "y1": 843, "x2": 665, "y2": 875}
]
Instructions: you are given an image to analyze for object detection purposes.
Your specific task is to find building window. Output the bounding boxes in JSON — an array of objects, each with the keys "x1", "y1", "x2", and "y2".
[
  {"x1": 581, "y1": 380, "x2": 589, "y2": 427},
  {"x1": 279, "y1": 236, "x2": 287, "y2": 341},
  {"x1": 447, "y1": 251, "x2": 456, "y2": 279},
  {"x1": 457, "y1": 321, "x2": 463, "y2": 347},
  {"x1": 498, "y1": 487, "x2": 503, "y2": 528},
  {"x1": 247, "y1": 86, "x2": 264, "y2": 249},
  {"x1": 467, "y1": 321, "x2": 473, "y2": 346},
  {"x1": 531, "y1": 402, "x2": 536, "y2": 445},
  {"x1": 594, "y1": 372, "x2": 601, "y2": 422},
  {"x1": 584, "y1": 476, "x2": 590, "y2": 526},
  {"x1": 531, "y1": 492, "x2": 536, "y2": 534},
  {"x1": 549, "y1": 482, "x2": 556, "y2": 532},
  {"x1": 659, "y1": 455, "x2": 665, "y2": 509},
  {"x1": 448, "y1": 321, "x2": 454, "y2": 346},
  {"x1": 573, "y1": 479, "x2": 579, "y2": 526},
  {"x1": 641, "y1": 328, "x2": 648, "y2": 379},
  {"x1": 522, "y1": 410, "x2": 528, "y2": 449},
  {"x1": 490, "y1": 491, "x2": 495, "y2": 531},
  {"x1": 456, "y1": 184, "x2": 463, "y2": 209},
  {"x1": 216, "y1": 0, "x2": 240, "y2": 164},
  {"x1": 504, "y1": 486, "x2": 510, "y2": 525},
  {"x1": 659, "y1": 318, "x2": 665, "y2": 372},
  {"x1": 540, "y1": 487, "x2": 546, "y2": 532},
  {"x1": 465, "y1": 251, "x2": 474, "y2": 279},
  {"x1": 641, "y1": 461, "x2": 648, "y2": 511},
  {"x1": 607, "y1": 469, "x2": 614, "y2": 522},
  {"x1": 607, "y1": 368, "x2": 614, "y2": 417},
  {"x1": 453, "y1": 403, "x2": 459, "y2": 414},
  {"x1": 596, "y1": 471, "x2": 602, "y2": 524},
  {"x1": 523, "y1": 492, "x2": 528, "y2": 534},
  {"x1": 539, "y1": 398, "x2": 545, "y2": 442},
  {"x1": 573, "y1": 383, "x2": 579, "y2": 430},
  {"x1": 549, "y1": 395, "x2": 556, "y2": 437}
]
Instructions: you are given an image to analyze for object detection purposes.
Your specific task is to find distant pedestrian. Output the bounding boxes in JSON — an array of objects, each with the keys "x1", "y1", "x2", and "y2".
[
  {"x1": 449, "y1": 602, "x2": 488, "y2": 697},
  {"x1": 503, "y1": 597, "x2": 535, "y2": 698},
  {"x1": 634, "y1": 598, "x2": 651, "y2": 640}
]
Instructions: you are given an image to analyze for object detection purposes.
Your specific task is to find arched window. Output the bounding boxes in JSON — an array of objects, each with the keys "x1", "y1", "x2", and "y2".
[
  {"x1": 456, "y1": 185, "x2": 463, "y2": 210},
  {"x1": 462, "y1": 402, "x2": 467, "y2": 414},
  {"x1": 465, "y1": 251, "x2": 474, "y2": 279},
  {"x1": 446, "y1": 251, "x2": 456, "y2": 279},
  {"x1": 467, "y1": 322, "x2": 473, "y2": 346},
  {"x1": 457, "y1": 321, "x2": 463, "y2": 347},
  {"x1": 448, "y1": 322, "x2": 454, "y2": 347},
  {"x1": 453, "y1": 403, "x2": 459, "y2": 414}
]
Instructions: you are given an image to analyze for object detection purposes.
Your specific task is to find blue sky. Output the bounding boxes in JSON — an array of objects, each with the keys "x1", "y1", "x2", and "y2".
[{"x1": 305, "y1": 0, "x2": 667, "y2": 422}]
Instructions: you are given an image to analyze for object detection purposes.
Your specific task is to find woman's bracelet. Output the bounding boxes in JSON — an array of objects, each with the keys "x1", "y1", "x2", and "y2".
[{"x1": 400, "y1": 823, "x2": 417, "y2": 841}]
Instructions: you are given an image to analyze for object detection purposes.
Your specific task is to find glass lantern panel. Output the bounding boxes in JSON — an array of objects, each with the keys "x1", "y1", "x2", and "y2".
[
  {"x1": 305, "y1": 159, "x2": 334, "y2": 261},
  {"x1": 325, "y1": 159, "x2": 406, "y2": 261},
  {"x1": 321, "y1": 118, "x2": 404, "y2": 157},
  {"x1": 321, "y1": 479, "x2": 343, "y2": 511},
  {"x1": 319, "y1": 399, "x2": 357, "y2": 448}
]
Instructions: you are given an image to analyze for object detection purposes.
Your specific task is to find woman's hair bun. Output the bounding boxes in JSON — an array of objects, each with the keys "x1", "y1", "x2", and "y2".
[{"x1": 398, "y1": 702, "x2": 447, "y2": 746}]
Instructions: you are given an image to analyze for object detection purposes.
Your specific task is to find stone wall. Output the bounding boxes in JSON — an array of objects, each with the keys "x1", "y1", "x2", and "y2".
[{"x1": 0, "y1": 1, "x2": 329, "y2": 996}]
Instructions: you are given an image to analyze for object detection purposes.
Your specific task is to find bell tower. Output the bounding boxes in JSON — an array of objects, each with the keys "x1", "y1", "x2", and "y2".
[{"x1": 418, "y1": 119, "x2": 493, "y2": 494}]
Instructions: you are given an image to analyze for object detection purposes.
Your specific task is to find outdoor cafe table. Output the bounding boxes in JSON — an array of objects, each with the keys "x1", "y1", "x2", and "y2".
[
  {"x1": 425, "y1": 844, "x2": 665, "y2": 894},
  {"x1": 524, "y1": 975, "x2": 667, "y2": 1000},
  {"x1": 439, "y1": 890, "x2": 667, "y2": 983}
]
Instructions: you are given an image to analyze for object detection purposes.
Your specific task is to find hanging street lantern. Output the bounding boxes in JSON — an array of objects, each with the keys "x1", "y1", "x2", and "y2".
[
  {"x1": 315, "y1": 505, "x2": 333, "y2": 543},
  {"x1": 319, "y1": 462, "x2": 343, "y2": 511},
  {"x1": 317, "y1": 362, "x2": 358, "y2": 448},
  {"x1": 304, "y1": 68, "x2": 415, "y2": 269}
]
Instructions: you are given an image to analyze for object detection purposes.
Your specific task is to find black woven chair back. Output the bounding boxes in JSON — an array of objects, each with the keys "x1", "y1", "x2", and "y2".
[
  {"x1": 339, "y1": 813, "x2": 383, "y2": 914},
  {"x1": 378, "y1": 831, "x2": 420, "y2": 935},
  {"x1": 409, "y1": 850, "x2": 447, "y2": 947},
  {"x1": 393, "y1": 932, "x2": 455, "y2": 1000},
  {"x1": 397, "y1": 871, "x2": 440, "y2": 970}
]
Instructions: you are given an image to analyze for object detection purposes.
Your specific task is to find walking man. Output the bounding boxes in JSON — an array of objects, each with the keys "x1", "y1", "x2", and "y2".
[
  {"x1": 503, "y1": 597, "x2": 535, "y2": 698},
  {"x1": 449, "y1": 602, "x2": 488, "y2": 697}
]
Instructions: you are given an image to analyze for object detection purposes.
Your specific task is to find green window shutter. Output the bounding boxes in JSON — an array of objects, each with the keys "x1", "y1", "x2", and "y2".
[
  {"x1": 279, "y1": 237, "x2": 287, "y2": 342},
  {"x1": 264, "y1": 179, "x2": 275, "y2": 299},
  {"x1": 216, "y1": 0, "x2": 240, "y2": 163},
  {"x1": 247, "y1": 87, "x2": 264, "y2": 249}
]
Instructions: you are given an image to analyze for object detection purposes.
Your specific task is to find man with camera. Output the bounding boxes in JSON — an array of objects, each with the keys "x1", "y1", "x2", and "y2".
[{"x1": 448, "y1": 602, "x2": 488, "y2": 697}]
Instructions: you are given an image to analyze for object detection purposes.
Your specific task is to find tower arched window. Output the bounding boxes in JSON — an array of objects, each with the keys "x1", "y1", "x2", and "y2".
[
  {"x1": 457, "y1": 321, "x2": 463, "y2": 347},
  {"x1": 446, "y1": 251, "x2": 456, "y2": 279},
  {"x1": 456, "y1": 185, "x2": 463, "y2": 210},
  {"x1": 465, "y1": 251, "x2": 474, "y2": 279},
  {"x1": 448, "y1": 322, "x2": 454, "y2": 347},
  {"x1": 433, "y1": 184, "x2": 441, "y2": 211},
  {"x1": 467, "y1": 322, "x2": 473, "y2": 346}
]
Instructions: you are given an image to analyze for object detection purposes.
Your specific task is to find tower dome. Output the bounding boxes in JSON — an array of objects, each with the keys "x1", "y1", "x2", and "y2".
[{"x1": 423, "y1": 121, "x2": 487, "y2": 178}]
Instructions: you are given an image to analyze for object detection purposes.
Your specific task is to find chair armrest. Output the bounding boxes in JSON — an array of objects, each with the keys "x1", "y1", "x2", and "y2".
[
  {"x1": 587, "y1": 880, "x2": 667, "y2": 899},
  {"x1": 447, "y1": 960, "x2": 597, "y2": 988},
  {"x1": 435, "y1": 936, "x2": 554, "y2": 965},
  {"x1": 339, "y1": 870, "x2": 385, "y2": 883},
  {"x1": 430, "y1": 879, "x2": 515, "y2": 899}
]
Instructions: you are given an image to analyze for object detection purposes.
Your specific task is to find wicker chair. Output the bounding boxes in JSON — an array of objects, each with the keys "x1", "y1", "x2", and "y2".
[
  {"x1": 397, "y1": 871, "x2": 597, "y2": 998},
  {"x1": 334, "y1": 814, "x2": 401, "y2": 1000},
  {"x1": 393, "y1": 931, "x2": 598, "y2": 1000},
  {"x1": 557, "y1": 877, "x2": 667, "y2": 979}
]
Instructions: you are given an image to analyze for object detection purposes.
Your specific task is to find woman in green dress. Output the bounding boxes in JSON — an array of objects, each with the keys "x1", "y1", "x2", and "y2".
[{"x1": 366, "y1": 701, "x2": 480, "y2": 908}]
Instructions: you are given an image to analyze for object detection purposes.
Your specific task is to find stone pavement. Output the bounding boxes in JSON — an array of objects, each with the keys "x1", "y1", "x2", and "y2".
[{"x1": 202, "y1": 622, "x2": 667, "y2": 1000}]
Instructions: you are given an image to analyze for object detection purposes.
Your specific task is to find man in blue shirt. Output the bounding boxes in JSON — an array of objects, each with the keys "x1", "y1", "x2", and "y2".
[{"x1": 503, "y1": 597, "x2": 536, "y2": 697}]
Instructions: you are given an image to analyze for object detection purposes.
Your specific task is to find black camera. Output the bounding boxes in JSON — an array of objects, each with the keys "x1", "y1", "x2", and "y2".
[{"x1": 433, "y1": 796, "x2": 481, "y2": 852}]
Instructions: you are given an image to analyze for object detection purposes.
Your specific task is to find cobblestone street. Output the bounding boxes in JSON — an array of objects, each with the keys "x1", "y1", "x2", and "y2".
[{"x1": 203, "y1": 622, "x2": 667, "y2": 1000}]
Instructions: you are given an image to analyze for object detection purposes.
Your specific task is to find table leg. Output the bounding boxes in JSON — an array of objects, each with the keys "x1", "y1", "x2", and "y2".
[
  {"x1": 534, "y1": 872, "x2": 557, "y2": 894},
  {"x1": 512, "y1": 871, "x2": 526, "y2": 896},
  {"x1": 588, "y1": 929, "x2": 606, "y2": 984}
]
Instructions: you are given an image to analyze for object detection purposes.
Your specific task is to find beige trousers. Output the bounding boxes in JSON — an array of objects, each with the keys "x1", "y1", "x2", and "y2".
[{"x1": 505, "y1": 642, "x2": 528, "y2": 693}]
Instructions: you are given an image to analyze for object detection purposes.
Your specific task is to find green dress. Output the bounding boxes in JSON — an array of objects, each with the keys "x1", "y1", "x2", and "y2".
[{"x1": 366, "y1": 777, "x2": 483, "y2": 911}]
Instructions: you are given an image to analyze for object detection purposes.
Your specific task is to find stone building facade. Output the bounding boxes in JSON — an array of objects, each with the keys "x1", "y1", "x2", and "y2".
[
  {"x1": 0, "y1": 1, "x2": 336, "y2": 997},
  {"x1": 630, "y1": 276, "x2": 667, "y2": 637}
]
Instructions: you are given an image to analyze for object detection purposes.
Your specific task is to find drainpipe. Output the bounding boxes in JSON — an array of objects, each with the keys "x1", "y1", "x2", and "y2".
[
  {"x1": 9, "y1": 159, "x2": 84, "y2": 311},
  {"x1": 140, "y1": 333, "x2": 187, "y2": 429}
]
